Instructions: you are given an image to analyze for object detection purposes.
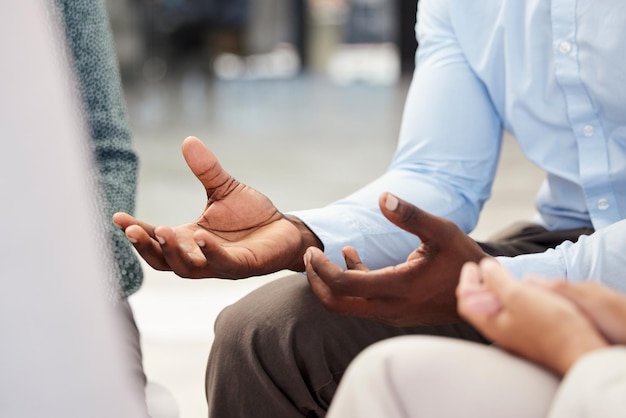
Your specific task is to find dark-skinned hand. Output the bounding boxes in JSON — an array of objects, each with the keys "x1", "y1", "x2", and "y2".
[
  {"x1": 304, "y1": 192, "x2": 488, "y2": 327},
  {"x1": 113, "y1": 136, "x2": 321, "y2": 279}
]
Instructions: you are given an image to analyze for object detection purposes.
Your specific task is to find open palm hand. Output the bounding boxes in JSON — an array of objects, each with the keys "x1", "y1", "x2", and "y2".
[{"x1": 113, "y1": 137, "x2": 304, "y2": 279}]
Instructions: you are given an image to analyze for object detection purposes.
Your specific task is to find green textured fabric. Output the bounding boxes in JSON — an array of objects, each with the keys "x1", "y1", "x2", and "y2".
[{"x1": 55, "y1": 0, "x2": 143, "y2": 297}]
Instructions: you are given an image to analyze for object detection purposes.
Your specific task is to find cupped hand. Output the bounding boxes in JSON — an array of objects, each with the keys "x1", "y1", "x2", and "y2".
[
  {"x1": 113, "y1": 136, "x2": 314, "y2": 279},
  {"x1": 303, "y1": 192, "x2": 487, "y2": 327},
  {"x1": 457, "y1": 259, "x2": 609, "y2": 376}
]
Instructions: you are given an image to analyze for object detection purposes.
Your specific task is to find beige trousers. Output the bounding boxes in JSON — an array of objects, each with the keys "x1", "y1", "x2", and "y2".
[{"x1": 327, "y1": 336, "x2": 626, "y2": 418}]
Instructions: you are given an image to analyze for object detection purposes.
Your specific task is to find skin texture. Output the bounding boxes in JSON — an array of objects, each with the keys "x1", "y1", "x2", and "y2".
[
  {"x1": 113, "y1": 136, "x2": 322, "y2": 279},
  {"x1": 536, "y1": 279, "x2": 626, "y2": 345},
  {"x1": 304, "y1": 193, "x2": 488, "y2": 326},
  {"x1": 456, "y1": 259, "x2": 610, "y2": 376}
]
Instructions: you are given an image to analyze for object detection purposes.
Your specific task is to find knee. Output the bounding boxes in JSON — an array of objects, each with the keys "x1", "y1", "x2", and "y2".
[
  {"x1": 211, "y1": 273, "x2": 316, "y2": 351},
  {"x1": 340, "y1": 340, "x2": 394, "y2": 387},
  {"x1": 210, "y1": 294, "x2": 269, "y2": 355},
  {"x1": 345, "y1": 335, "x2": 459, "y2": 383}
]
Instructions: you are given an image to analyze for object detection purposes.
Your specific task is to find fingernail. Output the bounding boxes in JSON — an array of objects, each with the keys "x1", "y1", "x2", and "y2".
[
  {"x1": 196, "y1": 239, "x2": 205, "y2": 247},
  {"x1": 156, "y1": 235, "x2": 165, "y2": 245},
  {"x1": 128, "y1": 236, "x2": 138, "y2": 244},
  {"x1": 385, "y1": 194, "x2": 399, "y2": 211},
  {"x1": 303, "y1": 250, "x2": 312, "y2": 267}
]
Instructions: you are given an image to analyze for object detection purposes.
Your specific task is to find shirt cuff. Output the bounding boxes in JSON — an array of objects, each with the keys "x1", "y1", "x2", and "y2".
[{"x1": 289, "y1": 206, "x2": 366, "y2": 269}]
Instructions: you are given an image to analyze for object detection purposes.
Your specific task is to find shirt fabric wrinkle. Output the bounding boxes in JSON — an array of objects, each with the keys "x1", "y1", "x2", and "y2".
[{"x1": 291, "y1": 0, "x2": 626, "y2": 292}]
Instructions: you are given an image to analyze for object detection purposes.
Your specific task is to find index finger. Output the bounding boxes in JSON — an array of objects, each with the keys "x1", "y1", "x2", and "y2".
[
  {"x1": 112, "y1": 212, "x2": 158, "y2": 239},
  {"x1": 304, "y1": 247, "x2": 412, "y2": 298}
]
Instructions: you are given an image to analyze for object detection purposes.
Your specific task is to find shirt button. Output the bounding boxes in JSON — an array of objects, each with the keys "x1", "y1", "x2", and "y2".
[
  {"x1": 559, "y1": 41, "x2": 572, "y2": 54},
  {"x1": 597, "y1": 198, "x2": 610, "y2": 210},
  {"x1": 583, "y1": 125, "x2": 594, "y2": 137}
]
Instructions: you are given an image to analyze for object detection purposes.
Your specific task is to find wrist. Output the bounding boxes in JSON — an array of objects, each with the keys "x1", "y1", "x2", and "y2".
[
  {"x1": 552, "y1": 331, "x2": 609, "y2": 376},
  {"x1": 285, "y1": 215, "x2": 323, "y2": 271}
]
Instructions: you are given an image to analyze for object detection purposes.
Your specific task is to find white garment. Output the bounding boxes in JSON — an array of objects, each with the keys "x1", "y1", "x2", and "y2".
[
  {"x1": 0, "y1": 2, "x2": 148, "y2": 417},
  {"x1": 327, "y1": 336, "x2": 626, "y2": 418},
  {"x1": 548, "y1": 346, "x2": 626, "y2": 418}
]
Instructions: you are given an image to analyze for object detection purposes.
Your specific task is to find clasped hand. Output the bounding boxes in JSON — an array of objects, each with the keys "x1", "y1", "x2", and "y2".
[{"x1": 457, "y1": 259, "x2": 626, "y2": 375}]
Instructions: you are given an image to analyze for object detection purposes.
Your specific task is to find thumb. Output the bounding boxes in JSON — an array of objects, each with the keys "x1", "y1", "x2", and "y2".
[
  {"x1": 379, "y1": 192, "x2": 455, "y2": 244},
  {"x1": 478, "y1": 258, "x2": 518, "y2": 300},
  {"x1": 181, "y1": 136, "x2": 232, "y2": 193}
]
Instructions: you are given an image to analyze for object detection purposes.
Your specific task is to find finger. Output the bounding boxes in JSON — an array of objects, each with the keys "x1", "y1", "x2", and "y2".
[
  {"x1": 549, "y1": 281, "x2": 626, "y2": 325},
  {"x1": 305, "y1": 247, "x2": 348, "y2": 289},
  {"x1": 459, "y1": 292, "x2": 503, "y2": 316},
  {"x1": 342, "y1": 246, "x2": 370, "y2": 271},
  {"x1": 154, "y1": 226, "x2": 208, "y2": 277},
  {"x1": 112, "y1": 212, "x2": 134, "y2": 229},
  {"x1": 181, "y1": 136, "x2": 233, "y2": 196},
  {"x1": 456, "y1": 261, "x2": 482, "y2": 298},
  {"x1": 112, "y1": 212, "x2": 158, "y2": 238},
  {"x1": 457, "y1": 262, "x2": 502, "y2": 318},
  {"x1": 124, "y1": 224, "x2": 170, "y2": 271},
  {"x1": 305, "y1": 248, "x2": 342, "y2": 304},
  {"x1": 193, "y1": 229, "x2": 244, "y2": 278},
  {"x1": 306, "y1": 247, "x2": 409, "y2": 298},
  {"x1": 523, "y1": 275, "x2": 552, "y2": 287},
  {"x1": 304, "y1": 254, "x2": 395, "y2": 320},
  {"x1": 306, "y1": 264, "x2": 366, "y2": 315},
  {"x1": 477, "y1": 258, "x2": 519, "y2": 300},
  {"x1": 546, "y1": 281, "x2": 599, "y2": 306}
]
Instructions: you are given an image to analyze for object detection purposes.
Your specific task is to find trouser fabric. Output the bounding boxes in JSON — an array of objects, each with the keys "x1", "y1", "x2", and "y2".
[
  {"x1": 326, "y1": 336, "x2": 560, "y2": 418},
  {"x1": 326, "y1": 337, "x2": 626, "y2": 418}
]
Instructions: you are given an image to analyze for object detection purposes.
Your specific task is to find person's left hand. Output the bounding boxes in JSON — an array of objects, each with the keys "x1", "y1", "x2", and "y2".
[
  {"x1": 457, "y1": 259, "x2": 609, "y2": 376},
  {"x1": 303, "y1": 192, "x2": 487, "y2": 327}
]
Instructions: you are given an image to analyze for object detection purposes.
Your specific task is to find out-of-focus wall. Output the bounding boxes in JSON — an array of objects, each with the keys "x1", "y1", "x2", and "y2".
[{"x1": 107, "y1": 0, "x2": 417, "y2": 88}]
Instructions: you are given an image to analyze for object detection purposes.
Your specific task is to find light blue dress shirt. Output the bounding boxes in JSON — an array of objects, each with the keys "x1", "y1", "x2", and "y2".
[{"x1": 292, "y1": 0, "x2": 626, "y2": 291}]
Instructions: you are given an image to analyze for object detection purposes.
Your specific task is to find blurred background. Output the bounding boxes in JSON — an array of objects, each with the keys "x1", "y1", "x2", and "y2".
[{"x1": 105, "y1": 0, "x2": 543, "y2": 416}]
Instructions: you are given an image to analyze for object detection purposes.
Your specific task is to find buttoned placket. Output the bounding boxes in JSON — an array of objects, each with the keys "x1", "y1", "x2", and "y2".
[{"x1": 550, "y1": 0, "x2": 620, "y2": 229}]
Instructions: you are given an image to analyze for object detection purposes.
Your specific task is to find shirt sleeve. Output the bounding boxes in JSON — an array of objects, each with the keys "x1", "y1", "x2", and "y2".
[
  {"x1": 497, "y1": 219, "x2": 626, "y2": 293},
  {"x1": 290, "y1": 0, "x2": 502, "y2": 269}
]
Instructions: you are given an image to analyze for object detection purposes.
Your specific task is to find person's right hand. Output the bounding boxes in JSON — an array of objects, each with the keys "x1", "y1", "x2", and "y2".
[{"x1": 113, "y1": 136, "x2": 321, "y2": 279}]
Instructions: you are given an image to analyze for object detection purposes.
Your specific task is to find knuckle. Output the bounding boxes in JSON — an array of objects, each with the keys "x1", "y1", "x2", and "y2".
[
  {"x1": 439, "y1": 218, "x2": 460, "y2": 237},
  {"x1": 551, "y1": 281, "x2": 569, "y2": 292}
]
